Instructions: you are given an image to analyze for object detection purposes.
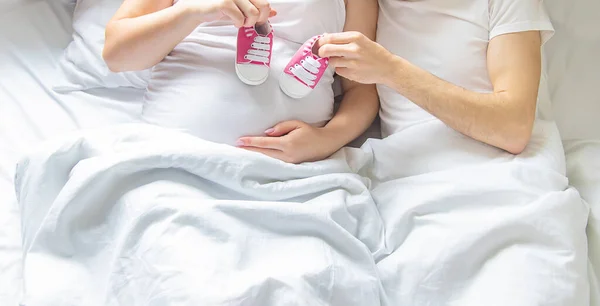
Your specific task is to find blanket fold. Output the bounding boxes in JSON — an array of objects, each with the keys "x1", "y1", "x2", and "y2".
[{"x1": 15, "y1": 121, "x2": 589, "y2": 306}]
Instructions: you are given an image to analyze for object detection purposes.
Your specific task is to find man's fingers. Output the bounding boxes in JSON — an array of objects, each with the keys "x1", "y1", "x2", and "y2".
[
  {"x1": 334, "y1": 67, "x2": 353, "y2": 80},
  {"x1": 318, "y1": 43, "x2": 360, "y2": 59},
  {"x1": 328, "y1": 57, "x2": 352, "y2": 68},
  {"x1": 237, "y1": 136, "x2": 283, "y2": 150},
  {"x1": 249, "y1": 0, "x2": 272, "y2": 24},
  {"x1": 221, "y1": 1, "x2": 245, "y2": 28},
  {"x1": 320, "y1": 31, "x2": 364, "y2": 45},
  {"x1": 318, "y1": 44, "x2": 346, "y2": 58},
  {"x1": 236, "y1": 0, "x2": 260, "y2": 27}
]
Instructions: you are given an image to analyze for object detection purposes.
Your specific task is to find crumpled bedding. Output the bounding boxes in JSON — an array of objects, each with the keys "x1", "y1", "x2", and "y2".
[
  {"x1": 543, "y1": 0, "x2": 600, "y2": 303},
  {"x1": 15, "y1": 121, "x2": 589, "y2": 305},
  {"x1": 3, "y1": 0, "x2": 598, "y2": 305},
  {"x1": 564, "y1": 140, "x2": 600, "y2": 306}
]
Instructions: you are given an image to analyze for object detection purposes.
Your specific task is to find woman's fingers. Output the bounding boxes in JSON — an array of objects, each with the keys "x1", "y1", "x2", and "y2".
[
  {"x1": 249, "y1": 0, "x2": 272, "y2": 24},
  {"x1": 236, "y1": 1, "x2": 259, "y2": 27},
  {"x1": 266, "y1": 120, "x2": 302, "y2": 137},
  {"x1": 221, "y1": 0, "x2": 246, "y2": 27},
  {"x1": 237, "y1": 136, "x2": 284, "y2": 150},
  {"x1": 220, "y1": 0, "x2": 275, "y2": 28},
  {"x1": 235, "y1": 0, "x2": 261, "y2": 27}
]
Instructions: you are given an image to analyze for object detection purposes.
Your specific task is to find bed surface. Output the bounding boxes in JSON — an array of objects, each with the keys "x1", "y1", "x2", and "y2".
[
  {"x1": 544, "y1": 1, "x2": 600, "y2": 303},
  {"x1": 565, "y1": 139, "x2": 600, "y2": 305},
  {"x1": 0, "y1": 0, "x2": 598, "y2": 305},
  {"x1": 545, "y1": 0, "x2": 600, "y2": 141},
  {"x1": 0, "y1": 1, "x2": 144, "y2": 304}
]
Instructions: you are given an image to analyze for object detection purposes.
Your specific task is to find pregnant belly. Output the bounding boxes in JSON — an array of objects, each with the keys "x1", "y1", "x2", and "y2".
[{"x1": 142, "y1": 65, "x2": 333, "y2": 146}]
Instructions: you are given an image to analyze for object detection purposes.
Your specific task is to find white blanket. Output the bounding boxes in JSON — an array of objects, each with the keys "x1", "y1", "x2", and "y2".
[{"x1": 15, "y1": 121, "x2": 590, "y2": 306}]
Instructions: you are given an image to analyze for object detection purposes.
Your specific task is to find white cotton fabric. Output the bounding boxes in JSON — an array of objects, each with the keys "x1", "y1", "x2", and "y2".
[
  {"x1": 14, "y1": 119, "x2": 589, "y2": 306},
  {"x1": 142, "y1": 0, "x2": 345, "y2": 145},
  {"x1": 4, "y1": 0, "x2": 597, "y2": 305},
  {"x1": 15, "y1": 124, "x2": 386, "y2": 306},
  {"x1": 0, "y1": 1, "x2": 147, "y2": 304},
  {"x1": 544, "y1": 0, "x2": 600, "y2": 141},
  {"x1": 53, "y1": 0, "x2": 151, "y2": 91},
  {"x1": 543, "y1": 0, "x2": 600, "y2": 302},
  {"x1": 564, "y1": 140, "x2": 600, "y2": 306},
  {"x1": 376, "y1": 0, "x2": 555, "y2": 137}
]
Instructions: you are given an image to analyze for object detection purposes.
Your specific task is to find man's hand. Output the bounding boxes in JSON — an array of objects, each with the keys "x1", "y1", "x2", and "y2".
[
  {"x1": 236, "y1": 121, "x2": 341, "y2": 164},
  {"x1": 318, "y1": 32, "x2": 395, "y2": 85}
]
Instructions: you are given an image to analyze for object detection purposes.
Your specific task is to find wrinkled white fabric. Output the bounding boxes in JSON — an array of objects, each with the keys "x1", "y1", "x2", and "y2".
[
  {"x1": 15, "y1": 119, "x2": 589, "y2": 306},
  {"x1": 364, "y1": 119, "x2": 589, "y2": 306},
  {"x1": 54, "y1": 0, "x2": 151, "y2": 91},
  {"x1": 16, "y1": 124, "x2": 385, "y2": 306},
  {"x1": 564, "y1": 140, "x2": 600, "y2": 306}
]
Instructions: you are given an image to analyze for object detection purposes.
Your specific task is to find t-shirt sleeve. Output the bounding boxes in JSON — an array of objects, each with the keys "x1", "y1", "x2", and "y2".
[{"x1": 489, "y1": 0, "x2": 554, "y2": 45}]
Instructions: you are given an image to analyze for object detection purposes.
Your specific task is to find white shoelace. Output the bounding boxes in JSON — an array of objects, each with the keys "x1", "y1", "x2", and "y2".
[
  {"x1": 290, "y1": 56, "x2": 321, "y2": 86},
  {"x1": 244, "y1": 29, "x2": 271, "y2": 64}
]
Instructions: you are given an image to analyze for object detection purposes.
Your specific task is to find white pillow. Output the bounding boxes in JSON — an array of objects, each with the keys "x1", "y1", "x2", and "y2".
[
  {"x1": 544, "y1": 0, "x2": 600, "y2": 141},
  {"x1": 53, "y1": 0, "x2": 150, "y2": 92}
]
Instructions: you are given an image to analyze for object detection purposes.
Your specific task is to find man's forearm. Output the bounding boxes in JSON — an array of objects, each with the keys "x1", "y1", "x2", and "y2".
[
  {"x1": 382, "y1": 56, "x2": 535, "y2": 154},
  {"x1": 322, "y1": 84, "x2": 379, "y2": 150}
]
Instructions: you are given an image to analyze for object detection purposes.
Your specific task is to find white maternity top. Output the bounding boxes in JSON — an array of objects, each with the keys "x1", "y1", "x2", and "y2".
[{"x1": 142, "y1": 0, "x2": 346, "y2": 145}]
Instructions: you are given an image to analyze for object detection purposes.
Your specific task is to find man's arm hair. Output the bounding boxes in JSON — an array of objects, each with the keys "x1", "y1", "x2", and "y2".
[{"x1": 383, "y1": 31, "x2": 542, "y2": 154}]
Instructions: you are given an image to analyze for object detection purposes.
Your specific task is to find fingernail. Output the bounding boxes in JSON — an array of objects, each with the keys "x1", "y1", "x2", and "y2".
[
  {"x1": 236, "y1": 140, "x2": 244, "y2": 146},
  {"x1": 265, "y1": 128, "x2": 275, "y2": 134}
]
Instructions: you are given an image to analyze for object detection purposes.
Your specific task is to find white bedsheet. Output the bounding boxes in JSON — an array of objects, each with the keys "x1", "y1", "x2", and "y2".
[
  {"x1": 544, "y1": 0, "x2": 600, "y2": 303},
  {"x1": 1, "y1": 0, "x2": 597, "y2": 305},
  {"x1": 0, "y1": 1, "x2": 144, "y2": 304},
  {"x1": 545, "y1": 0, "x2": 600, "y2": 141},
  {"x1": 14, "y1": 119, "x2": 589, "y2": 305},
  {"x1": 565, "y1": 140, "x2": 600, "y2": 306}
]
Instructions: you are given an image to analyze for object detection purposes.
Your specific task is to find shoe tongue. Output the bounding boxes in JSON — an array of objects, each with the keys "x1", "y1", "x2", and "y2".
[{"x1": 255, "y1": 23, "x2": 271, "y2": 36}]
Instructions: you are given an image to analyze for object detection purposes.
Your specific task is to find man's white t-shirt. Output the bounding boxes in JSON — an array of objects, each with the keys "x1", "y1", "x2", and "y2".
[{"x1": 377, "y1": 0, "x2": 554, "y2": 137}]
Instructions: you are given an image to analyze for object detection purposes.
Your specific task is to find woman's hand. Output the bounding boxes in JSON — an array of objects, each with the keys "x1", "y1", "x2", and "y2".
[
  {"x1": 186, "y1": 0, "x2": 277, "y2": 28},
  {"x1": 318, "y1": 31, "x2": 396, "y2": 85},
  {"x1": 236, "y1": 121, "x2": 342, "y2": 164}
]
